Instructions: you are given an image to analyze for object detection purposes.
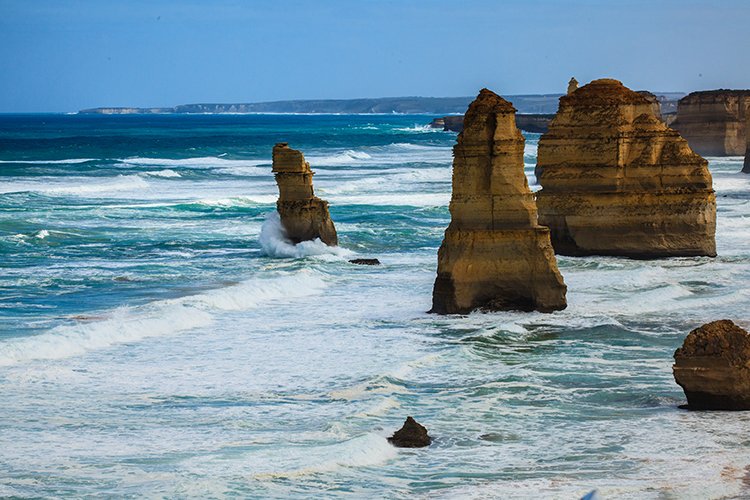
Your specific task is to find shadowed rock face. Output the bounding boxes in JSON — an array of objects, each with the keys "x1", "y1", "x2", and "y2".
[
  {"x1": 744, "y1": 114, "x2": 750, "y2": 174},
  {"x1": 673, "y1": 320, "x2": 750, "y2": 410},
  {"x1": 431, "y1": 89, "x2": 567, "y2": 315},
  {"x1": 536, "y1": 78, "x2": 716, "y2": 259},
  {"x1": 387, "y1": 417, "x2": 432, "y2": 448},
  {"x1": 671, "y1": 90, "x2": 750, "y2": 156},
  {"x1": 272, "y1": 143, "x2": 338, "y2": 246}
]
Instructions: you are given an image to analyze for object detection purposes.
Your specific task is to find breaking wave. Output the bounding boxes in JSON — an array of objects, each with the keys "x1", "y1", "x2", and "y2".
[{"x1": 259, "y1": 211, "x2": 353, "y2": 259}]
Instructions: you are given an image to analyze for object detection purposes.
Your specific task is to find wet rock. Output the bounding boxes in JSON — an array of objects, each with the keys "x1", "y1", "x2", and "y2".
[
  {"x1": 431, "y1": 88, "x2": 567, "y2": 314},
  {"x1": 272, "y1": 143, "x2": 338, "y2": 246},
  {"x1": 387, "y1": 416, "x2": 432, "y2": 448},
  {"x1": 673, "y1": 320, "x2": 750, "y2": 410},
  {"x1": 536, "y1": 78, "x2": 716, "y2": 258},
  {"x1": 349, "y1": 258, "x2": 381, "y2": 265}
]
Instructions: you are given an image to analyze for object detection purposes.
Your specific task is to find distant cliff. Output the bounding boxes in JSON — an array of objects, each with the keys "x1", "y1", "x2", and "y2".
[{"x1": 79, "y1": 95, "x2": 572, "y2": 115}]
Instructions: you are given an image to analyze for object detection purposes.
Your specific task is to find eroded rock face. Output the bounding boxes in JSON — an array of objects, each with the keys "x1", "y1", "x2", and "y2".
[
  {"x1": 431, "y1": 89, "x2": 567, "y2": 314},
  {"x1": 744, "y1": 115, "x2": 750, "y2": 174},
  {"x1": 387, "y1": 417, "x2": 432, "y2": 447},
  {"x1": 673, "y1": 320, "x2": 750, "y2": 410},
  {"x1": 671, "y1": 90, "x2": 750, "y2": 156},
  {"x1": 272, "y1": 143, "x2": 338, "y2": 246},
  {"x1": 536, "y1": 78, "x2": 716, "y2": 258}
]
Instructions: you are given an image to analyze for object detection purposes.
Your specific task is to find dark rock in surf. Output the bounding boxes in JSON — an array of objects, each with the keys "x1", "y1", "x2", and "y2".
[
  {"x1": 387, "y1": 416, "x2": 432, "y2": 448},
  {"x1": 349, "y1": 258, "x2": 381, "y2": 265}
]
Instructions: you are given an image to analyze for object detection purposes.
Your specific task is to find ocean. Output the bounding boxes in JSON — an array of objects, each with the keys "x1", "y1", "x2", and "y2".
[{"x1": 1, "y1": 113, "x2": 749, "y2": 498}]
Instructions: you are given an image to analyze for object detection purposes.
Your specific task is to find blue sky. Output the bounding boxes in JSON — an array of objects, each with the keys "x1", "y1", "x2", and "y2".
[{"x1": 0, "y1": 0, "x2": 748, "y2": 112}]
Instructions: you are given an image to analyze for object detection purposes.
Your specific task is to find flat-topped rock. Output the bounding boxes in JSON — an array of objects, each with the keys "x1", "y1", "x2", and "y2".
[
  {"x1": 671, "y1": 90, "x2": 750, "y2": 156},
  {"x1": 431, "y1": 89, "x2": 567, "y2": 314},
  {"x1": 272, "y1": 143, "x2": 338, "y2": 246},
  {"x1": 536, "y1": 78, "x2": 716, "y2": 258},
  {"x1": 673, "y1": 320, "x2": 750, "y2": 410}
]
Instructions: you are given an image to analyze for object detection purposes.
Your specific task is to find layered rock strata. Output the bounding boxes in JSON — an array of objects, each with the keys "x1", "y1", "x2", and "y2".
[
  {"x1": 272, "y1": 143, "x2": 338, "y2": 246},
  {"x1": 431, "y1": 89, "x2": 567, "y2": 314},
  {"x1": 673, "y1": 320, "x2": 750, "y2": 410},
  {"x1": 536, "y1": 78, "x2": 716, "y2": 258},
  {"x1": 671, "y1": 90, "x2": 750, "y2": 156}
]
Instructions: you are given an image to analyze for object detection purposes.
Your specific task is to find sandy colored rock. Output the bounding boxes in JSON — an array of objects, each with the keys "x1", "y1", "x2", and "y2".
[
  {"x1": 671, "y1": 90, "x2": 750, "y2": 156},
  {"x1": 673, "y1": 320, "x2": 750, "y2": 410},
  {"x1": 431, "y1": 89, "x2": 567, "y2": 314},
  {"x1": 536, "y1": 78, "x2": 716, "y2": 258},
  {"x1": 272, "y1": 143, "x2": 338, "y2": 246},
  {"x1": 567, "y1": 77, "x2": 578, "y2": 95},
  {"x1": 387, "y1": 417, "x2": 432, "y2": 448}
]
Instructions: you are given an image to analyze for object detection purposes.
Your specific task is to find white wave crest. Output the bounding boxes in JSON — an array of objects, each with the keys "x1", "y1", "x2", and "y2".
[
  {"x1": 307, "y1": 150, "x2": 373, "y2": 166},
  {"x1": 0, "y1": 271, "x2": 327, "y2": 366},
  {"x1": 254, "y1": 433, "x2": 397, "y2": 479},
  {"x1": 120, "y1": 156, "x2": 269, "y2": 168},
  {"x1": 0, "y1": 175, "x2": 150, "y2": 196},
  {"x1": 0, "y1": 158, "x2": 96, "y2": 164},
  {"x1": 143, "y1": 169, "x2": 182, "y2": 178},
  {"x1": 259, "y1": 211, "x2": 352, "y2": 259}
]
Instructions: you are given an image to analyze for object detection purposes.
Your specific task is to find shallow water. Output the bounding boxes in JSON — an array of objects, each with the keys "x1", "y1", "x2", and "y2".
[{"x1": 1, "y1": 114, "x2": 749, "y2": 498}]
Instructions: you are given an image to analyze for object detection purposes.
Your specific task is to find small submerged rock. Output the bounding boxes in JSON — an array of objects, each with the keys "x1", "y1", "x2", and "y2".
[
  {"x1": 673, "y1": 319, "x2": 750, "y2": 410},
  {"x1": 387, "y1": 416, "x2": 432, "y2": 448},
  {"x1": 349, "y1": 258, "x2": 380, "y2": 265}
]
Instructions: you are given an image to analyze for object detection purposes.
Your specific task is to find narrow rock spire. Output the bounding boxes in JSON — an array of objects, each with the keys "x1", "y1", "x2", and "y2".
[
  {"x1": 431, "y1": 89, "x2": 567, "y2": 314},
  {"x1": 272, "y1": 143, "x2": 338, "y2": 246}
]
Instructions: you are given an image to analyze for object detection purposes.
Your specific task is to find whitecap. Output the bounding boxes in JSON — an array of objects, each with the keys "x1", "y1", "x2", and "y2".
[
  {"x1": 0, "y1": 271, "x2": 327, "y2": 366},
  {"x1": 259, "y1": 211, "x2": 353, "y2": 258},
  {"x1": 0, "y1": 158, "x2": 96, "y2": 164},
  {"x1": 142, "y1": 169, "x2": 182, "y2": 178}
]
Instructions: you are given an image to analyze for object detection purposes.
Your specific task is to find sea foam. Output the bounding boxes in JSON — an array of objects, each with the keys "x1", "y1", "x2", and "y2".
[
  {"x1": 0, "y1": 271, "x2": 327, "y2": 366},
  {"x1": 259, "y1": 211, "x2": 353, "y2": 259}
]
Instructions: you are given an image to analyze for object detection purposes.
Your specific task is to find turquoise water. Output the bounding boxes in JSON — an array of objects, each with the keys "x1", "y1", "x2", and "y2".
[{"x1": 1, "y1": 114, "x2": 749, "y2": 498}]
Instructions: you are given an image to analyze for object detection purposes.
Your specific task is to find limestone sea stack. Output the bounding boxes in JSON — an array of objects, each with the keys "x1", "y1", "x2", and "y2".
[
  {"x1": 673, "y1": 320, "x2": 750, "y2": 410},
  {"x1": 431, "y1": 89, "x2": 567, "y2": 314},
  {"x1": 671, "y1": 90, "x2": 750, "y2": 156},
  {"x1": 536, "y1": 78, "x2": 716, "y2": 258},
  {"x1": 272, "y1": 143, "x2": 338, "y2": 246}
]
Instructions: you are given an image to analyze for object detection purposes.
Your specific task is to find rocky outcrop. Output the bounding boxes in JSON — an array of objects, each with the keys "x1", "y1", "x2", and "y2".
[
  {"x1": 744, "y1": 114, "x2": 750, "y2": 173},
  {"x1": 567, "y1": 77, "x2": 578, "y2": 95},
  {"x1": 671, "y1": 90, "x2": 750, "y2": 156},
  {"x1": 388, "y1": 417, "x2": 432, "y2": 447},
  {"x1": 516, "y1": 114, "x2": 554, "y2": 133},
  {"x1": 536, "y1": 78, "x2": 716, "y2": 258},
  {"x1": 431, "y1": 89, "x2": 567, "y2": 314},
  {"x1": 429, "y1": 114, "x2": 554, "y2": 134},
  {"x1": 349, "y1": 258, "x2": 380, "y2": 265},
  {"x1": 673, "y1": 320, "x2": 750, "y2": 410},
  {"x1": 272, "y1": 143, "x2": 338, "y2": 246}
]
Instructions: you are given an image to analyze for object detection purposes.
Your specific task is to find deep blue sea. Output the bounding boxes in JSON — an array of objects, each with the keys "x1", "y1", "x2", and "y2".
[{"x1": 1, "y1": 113, "x2": 749, "y2": 498}]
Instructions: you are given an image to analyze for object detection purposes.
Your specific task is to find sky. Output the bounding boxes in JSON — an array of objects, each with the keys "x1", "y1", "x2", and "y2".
[{"x1": 0, "y1": 0, "x2": 748, "y2": 112}]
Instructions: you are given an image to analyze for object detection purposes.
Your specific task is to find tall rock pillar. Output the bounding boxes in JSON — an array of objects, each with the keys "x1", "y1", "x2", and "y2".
[
  {"x1": 431, "y1": 89, "x2": 567, "y2": 314},
  {"x1": 272, "y1": 143, "x2": 338, "y2": 246}
]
